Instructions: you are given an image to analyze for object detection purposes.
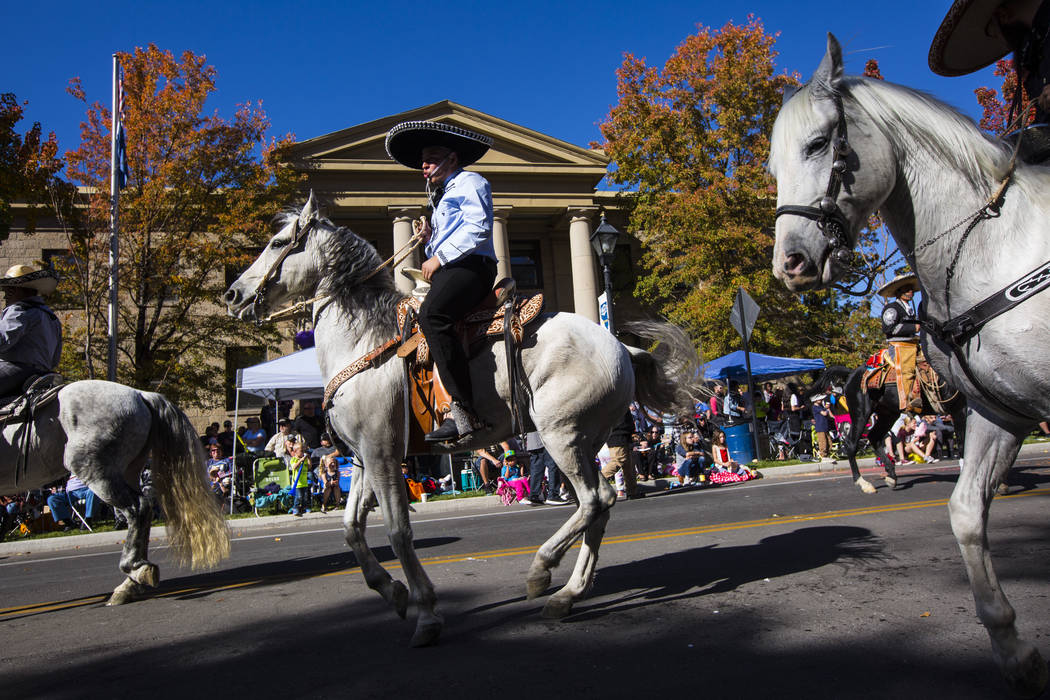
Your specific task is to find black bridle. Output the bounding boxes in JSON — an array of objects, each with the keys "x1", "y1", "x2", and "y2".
[
  {"x1": 249, "y1": 216, "x2": 316, "y2": 321},
  {"x1": 774, "y1": 93, "x2": 855, "y2": 269}
]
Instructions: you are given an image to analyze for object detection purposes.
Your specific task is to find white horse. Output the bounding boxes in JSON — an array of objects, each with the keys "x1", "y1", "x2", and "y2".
[
  {"x1": 770, "y1": 34, "x2": 1050, "y2": 696},
  {"x1": 224, "y1": 194, "x2": 698, "y2": 646},
  {"x1": 1, "y1": 381, "x2": 229, "y2": 603}
]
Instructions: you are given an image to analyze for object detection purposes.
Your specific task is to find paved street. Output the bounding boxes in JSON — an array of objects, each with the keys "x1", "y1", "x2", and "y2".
[{"x1": 3, "y1": 449, "x2": 1050, "y2": 699}]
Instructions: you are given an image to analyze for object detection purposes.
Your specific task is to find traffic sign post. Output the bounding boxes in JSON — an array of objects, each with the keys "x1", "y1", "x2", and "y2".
[{"x1": 730, "y1": 287, "x2": 763, "y2": 461}]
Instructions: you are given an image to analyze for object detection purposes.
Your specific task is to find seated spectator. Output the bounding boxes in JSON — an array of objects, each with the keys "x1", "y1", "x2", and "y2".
[
  {"x1": 695, "y1": 412, "x2": 715, "y2": 445},
  {"x1": 473, "y1": 447, "x2": 501, "y2": 492},
  {"x1": 311, "y1": 432, "x2": 339, "y2": 471},
  {"x1": 895, "y1": 415, "x2": 929, "y2": 463},
  {"x1": 634, "y1": 437, "x2": 660, "y2": 480},
  {"x1": 242, "y1": 417, "x2": 267, "y2": 453},
  {"x1": 208, "y1": 464, "x2": 225, "y2": 498},
  {"x1": 319, "y1": 453, "x2": 343, "y2": 513},
  {"x1": 711, "y1": 430, "x2": 751, "y2": 476},
  {"x1": 914, "y1": 415, "x2": 940, "y2": 463},
  {"x1": 500, "y1": 449, "x2": 522, "y2": 480},
  {"x1": 47, "y1": 473, "x2": 99, "y2": 531},
  {"x1": 675, "y1": 431, "x2": 705, "y2": 485},
  {"x1": 265, "y1": 419, "x2": 303, "y2": 465},
  {"x1": 207, "y1": 443, "x2": 232, "y2": 473},
  {"x1": 931, "y1": 414, "x2": 957, "y2": 458}
]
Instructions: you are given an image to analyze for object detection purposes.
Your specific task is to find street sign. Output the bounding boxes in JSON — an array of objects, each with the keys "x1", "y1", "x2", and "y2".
[
  {"x1": 730, "y1": 287, "x2": 760, "y2": 342},
  {"x1": 597, "y1": 291, "x2": 611, "y2": 331}
]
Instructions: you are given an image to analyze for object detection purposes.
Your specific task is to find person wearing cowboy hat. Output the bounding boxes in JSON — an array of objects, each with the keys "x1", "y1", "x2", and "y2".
[
  {"x1": 0, "y1": 264, "x2": 62, "y2": 397},
  {"x1": 931, "y1": 1, "x2": 1050, "y2": 125},
  {"x1": 879, "y1": 273, "x2": 923, "y2": 413},
  {"x1": 385, "y1": 120, "x2": 497, "y2": 443}
]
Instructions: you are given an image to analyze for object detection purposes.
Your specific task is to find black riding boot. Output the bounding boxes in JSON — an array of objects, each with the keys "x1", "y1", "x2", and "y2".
[{"x1": 425, "y1": 402, "x2": 483, "y2": 443}]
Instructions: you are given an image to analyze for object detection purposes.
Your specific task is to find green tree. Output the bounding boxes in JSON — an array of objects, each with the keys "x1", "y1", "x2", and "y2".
[
  {"x1": 63, "y1": 44, "x2": 304, "y2": 408},
  {"x1": 598, "y1": 17, "x2": 880, "y2": 366},
  {"x1": 0, "y1": 93, "x2": 71, "y2": 241}
]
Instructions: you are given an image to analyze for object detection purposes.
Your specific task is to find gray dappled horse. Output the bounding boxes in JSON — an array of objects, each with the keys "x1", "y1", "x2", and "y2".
[
  {"x1": 770, "y1": 34, "x2": 1050, "y2": 696},
  {"x1": 0, "y1": 381, "x2": 229, "y2": 603},
  {"x1": 224, "y1": 194, "x2": 698, "y2": 646}
]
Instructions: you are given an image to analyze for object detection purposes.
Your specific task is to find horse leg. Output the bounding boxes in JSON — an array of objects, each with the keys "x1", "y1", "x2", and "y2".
[
  {"x1": 526, "y1": 440, "x2": 617, "y2": 618},
  {"x1": 368, "y1": 462, "x2": 442, "y2": 647},
  {"x1": 867, "y1": 407, "x2": 900, "y2": 490},
  {"x1": 949, "y1": 410, "x2": 1046, "y2": 697},
  {"x1": 846, "y1": 373, "x2": 878, "y2": 494},
  {"x1": 341, "y1": 464, "x2": 408, "y2": 620}
]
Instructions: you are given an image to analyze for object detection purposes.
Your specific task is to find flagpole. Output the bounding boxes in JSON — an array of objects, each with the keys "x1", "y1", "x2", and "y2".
[{"x1": 108, "y1": 54, "x2": 119, "y2": 383}]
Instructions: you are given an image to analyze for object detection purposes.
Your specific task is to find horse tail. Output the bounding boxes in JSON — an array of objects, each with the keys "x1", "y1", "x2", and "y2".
[
  {"x1": 139, "y1": 391, "x2": 230, "y2": 569},
  {"x1": 621, "y1": 320, "x2": 704, "y2": 417}
]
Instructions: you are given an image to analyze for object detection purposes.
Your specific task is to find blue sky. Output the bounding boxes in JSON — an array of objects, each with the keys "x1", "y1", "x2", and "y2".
[{"x1": 3, "y1": 1, "x2": 1007, "y2": 164}]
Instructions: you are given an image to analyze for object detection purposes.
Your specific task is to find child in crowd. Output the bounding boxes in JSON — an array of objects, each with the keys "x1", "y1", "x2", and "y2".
[
  {"x1": 288, "y1": 441, "x2": 311, "y2": 516},
  {"x1": 319, "y1": 453, "x2": 342, "y2": 513},
  {"x1": 711, "y1": 430, "x2": 751, "y2": 476}
]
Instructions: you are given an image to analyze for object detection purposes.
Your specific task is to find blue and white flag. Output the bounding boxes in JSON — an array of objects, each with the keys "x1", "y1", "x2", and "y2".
[{"x1": 114, "y1": 62, "x2": 129, "y2": 189}]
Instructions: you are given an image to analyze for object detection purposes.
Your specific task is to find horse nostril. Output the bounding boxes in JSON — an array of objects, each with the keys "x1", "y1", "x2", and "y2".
[
  {"x1": 224, "y1": 288, "x2": 241, "y2": 305},
  {"x1": 784, "y1": 253, "x2": 806, "y2": 275}
]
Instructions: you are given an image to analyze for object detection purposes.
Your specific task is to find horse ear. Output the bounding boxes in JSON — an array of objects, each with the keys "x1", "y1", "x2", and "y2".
[
  {"x1": 298, "y1": 190, "x2": 318, "y2": 228},
  {"x1": 782, "y1": 85, "x2": 798, "y2": 106},
  {"x1": 811, "y1": 32, "x2": 845, "y2": 95}
]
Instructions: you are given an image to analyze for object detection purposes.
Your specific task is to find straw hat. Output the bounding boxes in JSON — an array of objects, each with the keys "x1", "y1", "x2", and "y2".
[
  {"x1": 385, "y1": 121, "x2": 493, "y2": 169},
  {"x1": 877, "y1": 273, "x2": 920, "y2": 298},
  {"x1": 929, "y1": 0, "x2": 1012, "y2": 76},
  {"x1": 0, "y1": 264, "x2": 58, "y2": 295}
]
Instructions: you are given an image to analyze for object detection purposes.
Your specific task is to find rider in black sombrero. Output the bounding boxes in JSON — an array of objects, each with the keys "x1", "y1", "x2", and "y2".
[
  {"x1": 0, "y1": 264, "x2": 62, "y2": 397},
  {"x1": 386, "y1": 120, "x2": 497, "y2": 443},
  {"x1": 930, "y1": 1, "x2": 1050, "y2": 129}
]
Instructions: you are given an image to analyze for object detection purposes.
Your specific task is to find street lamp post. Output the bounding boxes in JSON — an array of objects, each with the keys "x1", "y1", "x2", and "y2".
[{"x1": 590, "y1": 214, "x2": 621, "y2": 333}]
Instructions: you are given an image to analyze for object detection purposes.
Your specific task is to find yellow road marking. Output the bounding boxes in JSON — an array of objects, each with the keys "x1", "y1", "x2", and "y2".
[{"x1": 4, "y1": 487, "x2": 1048, "y2": 619}]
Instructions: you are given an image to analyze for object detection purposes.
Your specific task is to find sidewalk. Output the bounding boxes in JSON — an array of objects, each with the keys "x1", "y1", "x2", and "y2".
[{"x1": 5, "y1": 443, "x2": 1047, "y2": 557}]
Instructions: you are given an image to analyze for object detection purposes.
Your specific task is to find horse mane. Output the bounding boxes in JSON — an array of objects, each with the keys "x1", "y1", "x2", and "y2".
[
  {"x1": 840, "y1": 76, "x2": 1012, "y2": 194},
  {"x1": 276, "y1": 210, "x2": 401, "y2": 332}
]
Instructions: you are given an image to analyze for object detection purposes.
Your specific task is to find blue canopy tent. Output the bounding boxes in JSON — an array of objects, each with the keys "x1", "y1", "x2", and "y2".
[{"x1": 703, "y1": 350, "x2": 825, "y2": 381}]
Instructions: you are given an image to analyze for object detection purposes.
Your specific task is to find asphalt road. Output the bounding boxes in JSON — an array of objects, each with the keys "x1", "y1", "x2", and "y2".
[{"x1": 4, "y1": 453, "x2": 1050, "y2": 699}]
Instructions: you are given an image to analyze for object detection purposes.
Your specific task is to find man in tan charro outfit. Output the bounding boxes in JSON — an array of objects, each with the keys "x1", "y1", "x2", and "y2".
[{"x1": 879, "y1": 274, "x2": 923, "y2": 413}]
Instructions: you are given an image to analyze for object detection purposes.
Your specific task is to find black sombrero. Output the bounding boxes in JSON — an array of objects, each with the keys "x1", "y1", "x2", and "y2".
[
  {"x1": 385, "y1": 121, "x2": 493, "y2": 169},
  {"x1": 929, "y1": 0, "x2": 1012, "y2": 76}
]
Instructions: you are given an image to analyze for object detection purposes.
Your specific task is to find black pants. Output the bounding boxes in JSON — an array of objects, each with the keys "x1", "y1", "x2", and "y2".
[{"x1": 418, "y1": 255, "x2": 497, "y2": 411}]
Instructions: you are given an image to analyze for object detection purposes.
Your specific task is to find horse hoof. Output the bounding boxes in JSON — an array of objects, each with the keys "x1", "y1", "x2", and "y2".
[
  {"x1": 884, "y1": 476, "x2": 897, "y2": 489},
  {"x1": 856, "y1": 477, "x2": 876, "y2": 495},
  {"x1": 525, "y1": 570, "x2": 552, "y2": 600},
  {"x1": 390, "y1": 581, "x2": 409, "y2": 620},
  {"x1": 1004, "y1": 643, "x2": 1048, "y2": 698},
  {"x1": 996, "y1": 483, "x2": 1010, "y2": 497},
  {"x1": 541, "y1": 596, "x2": 573, "y2": 619},
  {"x1": 129, "y1": 563, "x2": 159, "y2": 588},
  {"x1": 107, "y1": 577, "x2": 147, "y2": 606},
  {"x1": 409, "y1": 618, "x2": 443, "y2": 647}
]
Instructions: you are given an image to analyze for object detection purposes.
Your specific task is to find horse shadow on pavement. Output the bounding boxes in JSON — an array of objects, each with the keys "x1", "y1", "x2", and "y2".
[
  {"x1": 889, "y1": 464, "x2": 1050, "y2": 492},
  {"x1": 464, "y1": 525, "x2": 886, "y2": 626}
]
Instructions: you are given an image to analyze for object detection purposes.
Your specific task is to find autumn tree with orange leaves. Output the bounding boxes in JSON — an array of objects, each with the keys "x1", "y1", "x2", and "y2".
[
  {"x1": 598, "y1": 18, "x2": 882, "y2": 366},
  {"x1": 63, "y1": 45, "x2": 303, "y2": 408}
]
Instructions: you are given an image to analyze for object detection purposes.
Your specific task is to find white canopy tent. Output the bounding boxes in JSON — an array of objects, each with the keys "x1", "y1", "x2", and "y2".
[{"x1": 236, "y1": 347, "x2": 324, "y2": 402}]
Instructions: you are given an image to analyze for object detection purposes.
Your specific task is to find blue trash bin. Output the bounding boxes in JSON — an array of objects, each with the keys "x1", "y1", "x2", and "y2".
[{"x1": 724, "y1": 422, "x2": 756, "y2": 464}]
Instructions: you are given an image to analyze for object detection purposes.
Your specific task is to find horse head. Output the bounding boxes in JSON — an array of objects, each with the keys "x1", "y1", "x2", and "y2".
[
  {"x1": 769, "y1": 33, "x2": 897, "y2": 291},
  {"x1": 223, "y1": 191, "x2": 329, "y2": 320}
]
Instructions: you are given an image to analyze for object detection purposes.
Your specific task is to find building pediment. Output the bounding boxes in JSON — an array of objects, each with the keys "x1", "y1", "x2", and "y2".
[{"x1": 286, "y1": 100, "x2": 609, "y2": 169}]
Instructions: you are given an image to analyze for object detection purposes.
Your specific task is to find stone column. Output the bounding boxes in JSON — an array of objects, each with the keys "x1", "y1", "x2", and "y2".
[
  {"x1": 568, "y1": 208, "x2": 600, "y2": 323},
  {"x1": 492, "y1": 207, "x2": 512, "y2": 282},
  {"x1": 389, "y1": 206, "x2": 423, "y2": 296}
]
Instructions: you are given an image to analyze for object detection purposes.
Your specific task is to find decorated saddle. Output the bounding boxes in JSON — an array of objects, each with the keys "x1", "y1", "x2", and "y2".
[
  {"x1": 862, "y1": 349, "x2": 949, "y2": 414},
  {"x1": 322, "y1": 279, "x2": 544, "y2": 453}
]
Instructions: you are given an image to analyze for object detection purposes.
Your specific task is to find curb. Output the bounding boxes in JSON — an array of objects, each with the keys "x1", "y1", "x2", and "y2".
[{"x1": 4, "y1": 443, "x2": 1048, "y2": 557}]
